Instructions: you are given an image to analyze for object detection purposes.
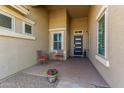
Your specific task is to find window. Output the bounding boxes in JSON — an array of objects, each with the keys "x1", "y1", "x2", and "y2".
[
  {"x1": 0, "y1": 11, "x2": 15, "y2": 31},
  {"x1": 53, "y1": 32, "x2": 63, "y2": 50},
  {"x1": 98, "y1": 14, "x2": 105, "y2": 56},
  {"x1": 75, "y1": 31, "x2": 82, "y2": 34},
  {"x1": 96, "y1": 6, "x2": 109, "y2": 67},
  {"x1": 74, "y1": 30, "x2": 83, "y2": 35},
  {"x1": 23, "y1": 22, "x2": 33, "y2": 35},
  {"x1": 25, "y1": 24, "x2": 32, "y2": 34},
  {"x1": 0, "y1": 10, "x2": 35, "y2": 40}
]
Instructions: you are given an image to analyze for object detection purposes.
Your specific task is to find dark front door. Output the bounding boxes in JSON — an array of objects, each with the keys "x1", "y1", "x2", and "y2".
[{"x1": 74, "y1": 35, "x2": 83, "y2": 56}]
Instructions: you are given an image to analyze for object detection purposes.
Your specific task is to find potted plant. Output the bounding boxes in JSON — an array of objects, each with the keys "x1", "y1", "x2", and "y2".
[{"x1": 47, "y1": 69, "x2": 59, "y2": 83}]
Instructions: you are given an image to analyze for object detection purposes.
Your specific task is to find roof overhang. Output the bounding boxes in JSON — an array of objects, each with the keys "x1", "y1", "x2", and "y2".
[{"x1": 10, "y1": 5, "x2": 30, "y2": 15}]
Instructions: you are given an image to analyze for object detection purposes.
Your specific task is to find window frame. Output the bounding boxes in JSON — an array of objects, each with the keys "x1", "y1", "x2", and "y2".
[
  {"x1": 0, "y1": 10, "x2": 35, "y2": 40},
  {"x1": 0, "y1": 10, "x2": 15, "y2": 32},
  {"x1": 51, "y1": 31, "x2": 64, "y2": 52},
  {"x1": 97, "y1": 6, "x2": 108, "y2": 58},
  {"x1": 97, "y1": 13, "x2": 105, "y2": 56},
  {"x1": 96, "y1": 6, "x2": 109, "y2": 67},
  {"x1": 23, "y1": 22, "x2": 33, "y2": 35},
  {"x1": 53, "y1": 33, "x2": 62, "y2": 50}
]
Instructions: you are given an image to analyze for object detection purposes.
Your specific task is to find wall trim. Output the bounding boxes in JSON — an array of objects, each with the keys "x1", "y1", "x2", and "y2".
[
  {"x1": 0, "y1": 30, "x2": 36, "y2": 40},
  {"x1": 96, "y1": 5, "x2": 108, "y2": 20},
  {"x1": 95, "y1": 55, "x2": 109, "y2": 67},
  {"x1": 49, "y1": 28, "x2": 66, "y2": 31},
  {"x1": 10, "y1": 5, "x2": 30, "y2": 16}
]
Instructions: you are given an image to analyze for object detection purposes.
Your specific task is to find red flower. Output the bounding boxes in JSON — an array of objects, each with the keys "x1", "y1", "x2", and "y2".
[
  {"x1": 47, "y1": 69, "x2": 59, "y2": 75},
  {"x1": 56, "y1": 69, "x2": 59, "y2": 73},
  {"x1": 48, "y1": 72, "x2": 52, "y2": 75}
]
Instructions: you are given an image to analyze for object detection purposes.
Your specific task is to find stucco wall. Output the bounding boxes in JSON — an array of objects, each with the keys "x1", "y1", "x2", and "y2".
[
  {"x1": 0, "y1": 6, "x2": 49, "y2": 80},
  {"x1": 49, "y1": 8, "x2": 66, "y2": 29},
  {"x1": 70, "y1": 17, "x2": 88, "y2": 56},
  {"x1": 49, "y1": 8, "x2": 69, "y2": 60},
  {"x1": 88, "y1": 5, "x2": 124, "y2": 87},
  {"x1": 66, "y1": 11, "x2": 70, "y2": 58}
]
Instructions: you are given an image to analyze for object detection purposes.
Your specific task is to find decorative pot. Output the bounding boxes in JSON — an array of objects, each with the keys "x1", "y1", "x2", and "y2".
[{"x1": 47, "y1": 74, "x2": 58, "y2": 83}]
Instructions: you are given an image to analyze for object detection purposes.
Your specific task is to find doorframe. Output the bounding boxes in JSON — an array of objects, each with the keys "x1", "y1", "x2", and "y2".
[{"x1": 73, "y1": 30, "x2": 84, "y2": 57}]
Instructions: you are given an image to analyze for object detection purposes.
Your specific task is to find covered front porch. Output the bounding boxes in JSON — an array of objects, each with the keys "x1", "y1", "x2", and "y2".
[
  {"x1": 0, "y1": 5, "x2": 117, "y2": 87},
  {"x1": 0, "y1": 58, "x2": 109, "y2": 88}
]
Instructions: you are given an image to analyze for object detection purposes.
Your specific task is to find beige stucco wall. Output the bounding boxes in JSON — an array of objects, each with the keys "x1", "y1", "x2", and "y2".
[
  {"x1": 70, "y1": 17, "x2": 88, "y2": 56},
  {"x1": 0, "y1": 6, "x2": 49, "y2": 80},
  {"x1": 49, "y1": 8, "x2": 69, "y2": 60},
  {"x1": 66, "y1": 11, "x2": 70, "y2": 58},
  {"x1": 49, "y1": 8, "x2": 66, "y2": 29},
  {"x1": 88, "y1": 5, "x2": 124, "y2": 87}
]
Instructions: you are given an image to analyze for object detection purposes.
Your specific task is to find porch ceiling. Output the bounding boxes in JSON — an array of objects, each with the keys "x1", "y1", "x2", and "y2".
[{"x1": 40, "y1": 5, "x2": 90, "y2": 18}]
